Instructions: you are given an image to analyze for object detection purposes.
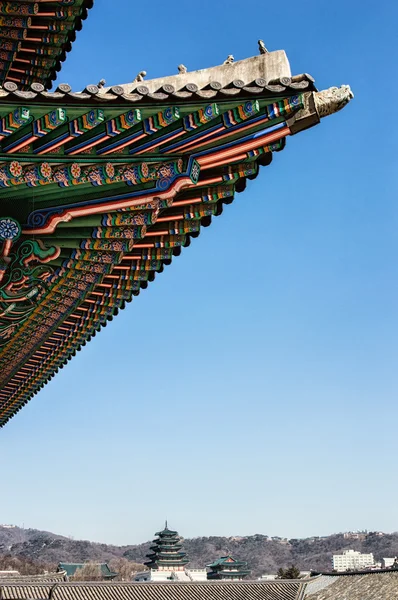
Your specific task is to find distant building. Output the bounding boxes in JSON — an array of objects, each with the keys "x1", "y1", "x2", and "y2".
[
  {"x1": 259, "y1": 569, "x2": 309, "y2": 580},
  {"x1": 134, "y1": 523, "x2": 206, "y2": 582},
  {"x1": 0, "y1": 571, "x2": 19, "y2": 578},
  {"x1": 207, "y1": 556, "x2": 250, "y2": 580},
  {"x1": 343, "y1": 531, "x2": 367, "y2": 541},
  {"x1": 332, "y1": 550, "x2": 374, "y2": 572},
  {"x1": 300, "y1": 571, "x2": 311, "y2": 579},
  {"x1": 57, "y1": 563, "x2": 117, "y2": 581},
  {"x1": 382, "y1": 558, "x2": 398, "y2": 569}
]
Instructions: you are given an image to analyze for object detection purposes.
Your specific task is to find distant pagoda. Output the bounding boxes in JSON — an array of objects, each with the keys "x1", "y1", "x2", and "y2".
[
  {"x1": 207, "y1": 555, "x2": 251, "y2": 580},
  {"x1": 145, "y1": 522, "x2": 189, "y2": 571}
]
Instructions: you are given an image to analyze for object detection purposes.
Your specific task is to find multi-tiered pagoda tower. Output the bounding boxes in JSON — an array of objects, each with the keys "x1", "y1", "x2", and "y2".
[{"x1": 145, "y1": 523, "x2": 189, "y2": 572}]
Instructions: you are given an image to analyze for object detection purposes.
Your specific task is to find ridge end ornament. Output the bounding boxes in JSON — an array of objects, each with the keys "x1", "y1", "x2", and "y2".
[
  {"x1": 287, "y1": 85, "x2": 354, "y2": 135},
  {"x1": 314, "y1": 85, "x2": 354, "y2": 118}
]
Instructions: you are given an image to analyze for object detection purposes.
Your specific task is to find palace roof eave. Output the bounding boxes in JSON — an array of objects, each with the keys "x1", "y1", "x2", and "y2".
[{"x1": 0, "y1": 49, "x2": 353, "y2": 427}]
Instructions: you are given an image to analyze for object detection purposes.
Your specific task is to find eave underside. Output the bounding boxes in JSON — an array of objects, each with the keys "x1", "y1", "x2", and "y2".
[{"x1": 0, "y1": 79, "x2": 311, "y2": 424}]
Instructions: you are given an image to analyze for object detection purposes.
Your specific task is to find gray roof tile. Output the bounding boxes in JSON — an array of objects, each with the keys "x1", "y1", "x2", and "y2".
[
  {"x1": 0, "y1": 581, "x2": 303, "y2": 600},
  {"x1": 304, "y1": 571, "x2": 398, "y2": 600}
]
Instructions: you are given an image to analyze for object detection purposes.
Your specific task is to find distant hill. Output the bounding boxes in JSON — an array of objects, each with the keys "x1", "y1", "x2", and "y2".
[{"x1": 1, "y1": 526, "x2": 398, "y2": 577}]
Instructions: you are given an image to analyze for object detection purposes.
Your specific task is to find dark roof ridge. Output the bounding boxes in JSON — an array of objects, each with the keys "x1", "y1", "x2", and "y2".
[
  {"x1": 105, "y1": 51, "x2": 293, "y2": 95},
  {"x1": 0, "y1": 73, "x2": 316, "y2": 105},
  {"x1": 4, "y1": 580, "x2": 304, "y2": 587}
]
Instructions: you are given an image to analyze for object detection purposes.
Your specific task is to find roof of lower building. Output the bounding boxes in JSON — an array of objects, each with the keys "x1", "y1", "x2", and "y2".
[
  {"x1": 58, "y1": 563, "x2": 117, "y2": 578},
  {"x1": 304, "y1": 571, "x2": 398, "y2": 599},
  {"x1": 2, "y1": 571, "x2": 396, "y2": 600},
  {"x1": 207, "y1": 556, "x2": 249, "y2": 568},
  {"x1": 0, "y1": 0, "x2": 94, "y2": 90},
  {"x1": 0, "y1": 571, "x2": 66, "y2": 583}
]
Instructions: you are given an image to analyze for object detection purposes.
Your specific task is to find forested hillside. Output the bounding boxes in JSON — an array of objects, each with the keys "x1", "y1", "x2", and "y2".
[{"x1": 1, "y1": 526, "x2": 397, "y2": 577}]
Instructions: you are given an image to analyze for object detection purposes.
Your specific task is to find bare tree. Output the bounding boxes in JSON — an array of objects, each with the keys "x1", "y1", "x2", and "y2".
[
  {"x1": 0, "y1": 555, "x2": 54, "y2": 576},
  {"x1": 108, "y1": 558, "x2": 147, "y2": 581},
  {"x1": 70, "y1": 563, "x2": 103, "y2": 581}
]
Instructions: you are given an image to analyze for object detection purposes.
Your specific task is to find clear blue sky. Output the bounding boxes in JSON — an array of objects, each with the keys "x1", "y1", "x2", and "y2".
[{"x1": 1, "y1": 0, "x2": 397, "y2": 546}]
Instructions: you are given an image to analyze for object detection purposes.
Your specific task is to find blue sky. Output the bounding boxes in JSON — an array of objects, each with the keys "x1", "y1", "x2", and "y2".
[{"x1": 1, "y1": 0, "x2": 397, "y2": 546}]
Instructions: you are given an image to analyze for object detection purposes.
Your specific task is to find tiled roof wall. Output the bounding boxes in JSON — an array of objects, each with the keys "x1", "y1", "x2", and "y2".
[
  {"x1": 0, "y1": 581, "x2": 303, "y2": 600},
  {"x1": 305, "y1": 572, "x2": 398, "y2": 600}
]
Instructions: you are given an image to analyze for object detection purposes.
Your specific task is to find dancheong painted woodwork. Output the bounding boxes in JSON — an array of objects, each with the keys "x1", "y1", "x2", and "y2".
[{"x1": 0, "y1": 3, "x2": 353, "y2": 427}]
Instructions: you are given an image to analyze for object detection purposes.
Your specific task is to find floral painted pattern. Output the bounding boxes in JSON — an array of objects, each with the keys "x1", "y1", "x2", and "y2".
[
  {"x1": 40, "y1": 162, "x2": 52, "y2": 179},
  {"x1": 9, "y1": 161, "x2": 22, "y2": 177},
  {"x1": 0, "y1": 217, "x2": 20, "y2": 240}
]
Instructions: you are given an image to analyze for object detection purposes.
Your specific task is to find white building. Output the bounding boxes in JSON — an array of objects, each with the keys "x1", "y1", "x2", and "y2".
[
  {"x1": 259, "y1": 571, "x2": 310, "y2": 581},
  {"x1": 300, "y1": 571, "x2": 311, "y2": 579},
  {"x1": 382, "y1": 558, "x2": 397, "y2": 569},
  {"x1": 134, "y1": 569, "x2": 207, "y2": 582},
  {"x1": 332, "y1": 550, "x2": 374, "y2": 572}
]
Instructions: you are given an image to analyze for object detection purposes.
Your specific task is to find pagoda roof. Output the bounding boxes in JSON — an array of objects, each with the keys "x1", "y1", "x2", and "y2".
[
  {"x1": 148, "y1": 551, "x2": 187, "y2": 558},
  {"x1": 145, "y1": 558, "x2": 189, "y2": 564},
  {"x1": 0, "y1": 0, "x2": 94, "y2": 90},
  {"x1": 0, "y1": 50, "x2": 353, "y2": 427},
  {"x1": 149, "y1": 544, "x2": 183, "y2": 551},
  {"x1": 154, "y1": 526, "x2": 179, "y2": 537}
]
